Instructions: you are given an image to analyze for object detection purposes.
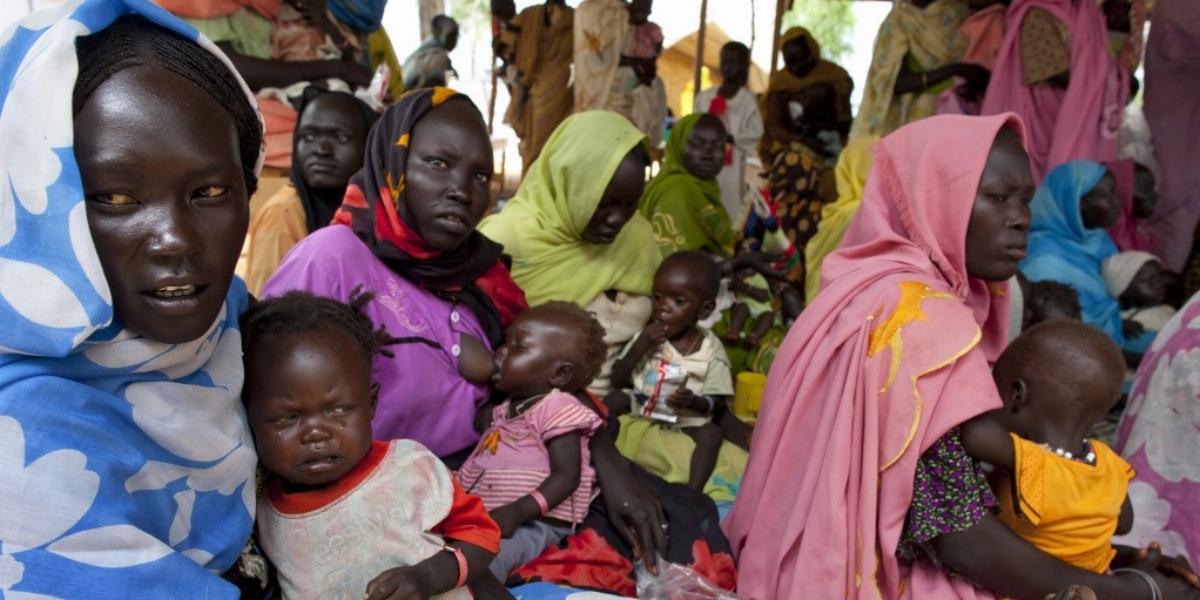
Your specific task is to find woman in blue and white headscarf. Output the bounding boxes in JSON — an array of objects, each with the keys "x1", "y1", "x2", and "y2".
[
  {"x1": 1020, "y1": 160, "x2": 1154, "y2": 353},
  {"x1": 0, "y1": 0, "x2": 263, "y2": 595}
]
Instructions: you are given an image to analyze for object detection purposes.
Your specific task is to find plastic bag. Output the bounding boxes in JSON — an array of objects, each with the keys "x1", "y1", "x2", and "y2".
[
  {"x1": 637, "y1": 361, "x2": 689, "y2": 424},
  {"x1": 354, "y1": 64, "x2": 390, "y2": 113},
  {"x1": 635, "y1": 558, "x2": 745, "y2": 600}
]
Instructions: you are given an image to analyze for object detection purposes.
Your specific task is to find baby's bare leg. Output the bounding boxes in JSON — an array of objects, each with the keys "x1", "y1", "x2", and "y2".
[
  {"x1": 725, "y1": 303, "x2": 750, "y2": 343},
  {"x1": 776, "y1": 284, "x2": 804, "y2": 322},
  {"x1": 746, "y1": 311, "x2": 775, "y2": 347},
  {"x1": 683, "y1": 422, "x2": 724, "y2": 491}
]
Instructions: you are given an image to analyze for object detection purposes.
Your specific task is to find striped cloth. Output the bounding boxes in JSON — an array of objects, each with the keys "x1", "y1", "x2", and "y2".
[{"x1": 457, "y1": 391, "x2": 603, "y2": 524}]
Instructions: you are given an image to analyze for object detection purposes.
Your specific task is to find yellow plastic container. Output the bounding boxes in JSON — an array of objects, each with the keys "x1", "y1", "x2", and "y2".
[{"x1": 733, "y1": 372, "x2": 766, "y2": 422}]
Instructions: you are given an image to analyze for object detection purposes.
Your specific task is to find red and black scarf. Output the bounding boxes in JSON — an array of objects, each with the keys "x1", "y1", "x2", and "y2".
[{"x1": 332, "y1": 87, "x2": 527, "y2": 345}]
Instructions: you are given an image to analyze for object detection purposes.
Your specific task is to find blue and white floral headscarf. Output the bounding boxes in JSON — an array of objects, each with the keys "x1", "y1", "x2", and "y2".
[{"x1": 0, "y1": 1, "x2": 261, "y2": 596}]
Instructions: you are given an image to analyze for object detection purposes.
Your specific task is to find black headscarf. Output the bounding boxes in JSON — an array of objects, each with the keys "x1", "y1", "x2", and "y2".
[
  {"x1": 330, "y1": 87, "x2": 528, "y2": 346},
  {"x1": 292, "y1": 87, "x2": 380, "y2": 233}
]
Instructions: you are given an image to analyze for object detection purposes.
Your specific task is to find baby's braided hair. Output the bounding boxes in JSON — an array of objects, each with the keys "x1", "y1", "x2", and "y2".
[
  {"x1": 241, "y1": 288, "x2": 396, "y2": 364},
  {"x1": 72, "y1": 14, "x2": 263, "y2": 195}
]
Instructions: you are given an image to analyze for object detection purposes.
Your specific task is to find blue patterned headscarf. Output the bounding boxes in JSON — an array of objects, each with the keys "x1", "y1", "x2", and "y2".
[
  {"x1": 329, "y1": 0, "x2": 388, "y2": 33},
  {"x1": 1021, "y1": 160, "x2": 1124, "y2": 344},
  {"x1": 0, "y1": 1, "x2": 261, "y2": 596}
]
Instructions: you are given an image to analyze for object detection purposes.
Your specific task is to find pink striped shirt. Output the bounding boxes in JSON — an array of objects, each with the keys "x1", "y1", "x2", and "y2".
[{"x1": 456, "y1": 391, "x2": 602, "y2": 524}]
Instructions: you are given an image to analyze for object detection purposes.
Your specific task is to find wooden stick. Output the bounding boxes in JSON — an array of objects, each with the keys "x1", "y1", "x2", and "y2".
[
  {"x1": 693, "y1": 0, "x2": 709, "y2": 103},
  {"x1": 487, "y1": 54, "x2": 498, "y2": 134},
  {"x1": 770, "y1": 0, "x2": 787, "y2": 75}
]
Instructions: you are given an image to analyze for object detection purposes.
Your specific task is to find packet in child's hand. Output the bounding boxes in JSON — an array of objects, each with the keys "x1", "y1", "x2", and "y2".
[{"x1": 640, "y1": 360, "x2": 688, "y2": 424}]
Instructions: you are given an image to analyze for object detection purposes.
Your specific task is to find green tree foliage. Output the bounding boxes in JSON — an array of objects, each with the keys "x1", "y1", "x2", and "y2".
[
  {"x1": 782, "y1": 0, "x2": 856, "y2": 64},
  {"x1": 449, "y1": 0, "x2": 491, "y2": 44}
]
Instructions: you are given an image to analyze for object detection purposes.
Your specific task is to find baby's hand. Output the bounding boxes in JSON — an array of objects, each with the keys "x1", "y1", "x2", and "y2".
[
  {"x1": 643, "y1": 320, "x2": 670, "y2": 346},
  {"x1": 666, "y1": 388, "x2": 706, "y2": 415},
  {"x1": 489, "y1": 503, "x2": 523, "y2": 538},
  {"x1": 1122, "y1": 319, "x2": 1146, "y2": 340},
  {"x1": 1043, "y1": 585, "x2": 1096, "y2": 600},
  {"x1": 1143, "y1": 542, "x2": 1200, "y2": 589},
  {"x1": 1126, "y1": 542, "x2": 1200, "y2": 590},
  {"x1": 365, "y1": 565, "x2": 432, "y2": 600}
]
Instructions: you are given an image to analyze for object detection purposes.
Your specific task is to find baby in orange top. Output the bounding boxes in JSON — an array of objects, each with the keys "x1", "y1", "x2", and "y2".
[{"x1": 961, "y1": 320, "x2": 1134, "y2": 573}]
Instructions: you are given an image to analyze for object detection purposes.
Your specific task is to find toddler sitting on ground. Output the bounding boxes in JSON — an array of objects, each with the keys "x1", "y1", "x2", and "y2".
[
  {"x1": 607, "y1": 251, "x2": 734, "y2": 491},
  {"x1": 456, "y1": 302, "x2": 607, "y2": 582},
  {"x1": 242, "y1": 290, "x2": 500, "y2": 599},
  {"x1": 722, "y1": 267, "x2": 803, "y2": 348},
  {"x1": 962, "y1": 320, "x2": 1135, "y2": 573}
]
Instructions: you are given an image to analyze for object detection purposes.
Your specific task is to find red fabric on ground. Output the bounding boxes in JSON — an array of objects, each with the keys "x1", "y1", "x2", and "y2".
[{"x1": 515, "y1": 529, "x2": 636, "y2": 596}]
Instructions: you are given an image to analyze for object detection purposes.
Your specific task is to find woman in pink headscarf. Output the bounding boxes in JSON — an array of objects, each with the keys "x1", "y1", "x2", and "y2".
[
  {"x1": 981, "y1": 0, "x2": 1125, "y2": 182},
  {"x1": 723, "y1": 114, "x2": 1190, "y2": 599}
]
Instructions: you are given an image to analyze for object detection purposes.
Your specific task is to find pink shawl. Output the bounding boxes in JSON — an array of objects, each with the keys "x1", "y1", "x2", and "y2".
[
  {"x1": 723, "y1": 114, "x2": 1025, "y2": 599},
  {"x1": 1105, "y1": 159, "x2": 1156, "y2": 253},
  {"x1": 1144, "y1": 0, "x2": 1200, "y2": 271},
  {"x1": 962, "y1": 4, "x2": 1007, "y2": 70},
  {"x1": 936, "y1": 5, "x2": 1008, "y2": 116},
  {"x1": 981, "y1": 0, "x2": 1124, "y2": 182}
]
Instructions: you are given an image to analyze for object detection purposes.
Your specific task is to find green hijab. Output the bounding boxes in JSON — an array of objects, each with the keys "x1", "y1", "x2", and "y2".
[
  {"x1": 639, "y1": 113, "x2": 736, "y2": 257},
  {"x1": 479, "y1": 111, "x2": 660, "y2": 306}
]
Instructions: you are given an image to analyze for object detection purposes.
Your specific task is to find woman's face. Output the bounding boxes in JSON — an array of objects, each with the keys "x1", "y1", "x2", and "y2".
[
  {"x1": 296, "y1": 94, "x2": 369, "y2": 191},
  {"x1": 75, "y1": 66, "x2": 248, "y2": 343},
  {"x1": 682, "y1": 116, "x2": 726, "y2": 181},
  {"x1": 581, "y1": 149, "x2": 647, "y2": 244},
  {"x1": 404, "y1": 99, "x2": 493, "y2": 253},
  {"x1": 782, "y1": 37, "x2": 817, "y2": 77},
  {"x1": 1080, "y1": 171, "x2": 1121, "y2": 230},
  {"x1": 965, "y1": 128, "x2": 1034, "y2": 281}
]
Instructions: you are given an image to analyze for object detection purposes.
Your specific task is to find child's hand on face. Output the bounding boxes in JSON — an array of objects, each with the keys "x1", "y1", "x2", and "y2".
[
  {"x1": 643, "y1": 319, "x2": 670, "y2": 347},
  {"x1": 365, "y1": 565, "x2": 433, "y2": 600},
  {"x1": 666, "y1": 388, "x2": 707, "y2": 416}
]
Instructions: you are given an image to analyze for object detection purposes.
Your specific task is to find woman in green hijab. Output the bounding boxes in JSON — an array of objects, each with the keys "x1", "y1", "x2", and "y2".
[
  {"x1": 480, "y1": 110, "x2": 661, "y2": 307},
  {"x1": 639, "y1": 112, "x2": 736, "y2": 257}
]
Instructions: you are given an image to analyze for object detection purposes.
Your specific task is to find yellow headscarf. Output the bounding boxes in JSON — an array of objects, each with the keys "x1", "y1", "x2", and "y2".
[
  {"x1": 479, "y1": 111, "x2": 661, "y2": 306},
  {"x1": 803, "y1": 136, "x2": 878, "y2": 301}
]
